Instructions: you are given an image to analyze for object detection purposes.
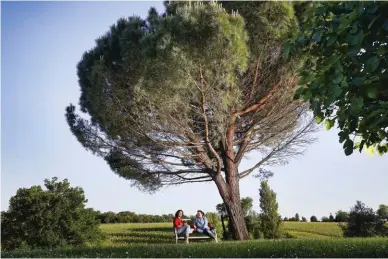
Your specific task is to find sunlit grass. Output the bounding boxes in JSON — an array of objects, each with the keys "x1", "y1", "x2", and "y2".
[
  {"x1": 99, "y1": 223, "x2": 174, "y2": 247},
  {"x1": 98, "y1": 221, "x2": 343, "y2": 246},
  {"x1": 282, "y1": 222, "x2": 343, "y2": 237}
]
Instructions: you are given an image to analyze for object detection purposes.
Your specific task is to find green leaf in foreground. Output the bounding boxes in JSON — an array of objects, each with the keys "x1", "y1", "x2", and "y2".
[
  {"x1": 325, "y1": 119, "x2": 335, "y2": 130},
  {"x1": 364, "y1": 56, "x2": 380, "y2": 73},
  {"x1": 343, "y1": 139, "x2": 354, "y2": 156}
]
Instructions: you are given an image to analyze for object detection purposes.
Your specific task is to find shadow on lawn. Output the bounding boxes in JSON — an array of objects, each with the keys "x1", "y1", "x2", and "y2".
[
  {"x1": 112, "y1": 238, "x2": 172, "y2": 245},
  {"x1": 107, "y1": 227, "x2": 174, "y2": 245},
  {"x1": 109, "y1": 232, "x2": 171, "y2": 238},
  {"x1": 129, "y1": 227, "x2": 174, "y2": 233}
]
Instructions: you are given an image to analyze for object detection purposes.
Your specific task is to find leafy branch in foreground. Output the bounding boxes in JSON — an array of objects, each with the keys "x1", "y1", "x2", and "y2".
[{"x1": 287, "y1": 1, "x2": 388, "y2": 156}]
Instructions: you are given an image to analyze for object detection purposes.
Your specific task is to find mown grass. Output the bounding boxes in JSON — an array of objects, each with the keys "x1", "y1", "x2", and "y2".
[
  {"x1": 98, "y1": 221, "x2": 343, "y2": 246},
  {"x1": 286, "y1": 230, "x2": 332, "y2": 239},
  {"x1": 282, "y1": 222, "x2": 343, "y2": 238},
  {"x1": 99, "y1": 223, "x2": 174, "y2": 246},
  {"x1": 3, "y1": 238, "x2": 388, "y2": 258}
]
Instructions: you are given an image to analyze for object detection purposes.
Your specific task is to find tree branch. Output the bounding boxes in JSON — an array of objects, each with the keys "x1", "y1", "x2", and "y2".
[
  {"x1": 238, "y1": 117, "x2": 316, "y2": 179},
  {"x1": 235, "y1": 83, "x2": 280, "y2": 118},
  {"x1": 239, "y1": 153, "x2": 273, "y2": 179},
  {"x1": 161, "y1": 178, "x2": 213, "y2": 185},
  {"x1": 198, "y1": 68, "x2": 223, "y2": 175},
  {"x1": 231, "y1": 83, "x2": 282, "y2": 166},
  {"x1": 148, "y1": 169, "x2": 208, "y2": 175},
  {"x1": 176, "y1": 175, "x2": 213, "y2": 181},
  {"x1": 234, "y1": 137, "x2": 251, "y2": 166}
]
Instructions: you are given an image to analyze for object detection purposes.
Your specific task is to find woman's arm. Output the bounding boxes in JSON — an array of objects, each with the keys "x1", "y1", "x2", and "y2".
[
  {"x1": 203, "y1": 217, "x2": 209, "y2": 228},
  {"x1": 194, "y1": 218, "x2": 200, "y2": 228}
]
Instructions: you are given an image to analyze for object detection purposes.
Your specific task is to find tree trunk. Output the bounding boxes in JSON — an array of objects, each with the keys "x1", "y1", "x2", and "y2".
[
  {"x1": 224, "y1": 193, "x2": 250, "y2": 240},
  {"x1": 220, "y1": 214, "x2": 228, "y2": 239},
  {"x1": 214, "y1": 174, "x2": 250, "y2": 240}
]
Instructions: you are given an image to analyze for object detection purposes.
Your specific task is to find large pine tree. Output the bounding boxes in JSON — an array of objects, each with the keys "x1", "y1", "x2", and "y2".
[{"x1": 66, "y1": 1, "x2": 316, "y2": 239}]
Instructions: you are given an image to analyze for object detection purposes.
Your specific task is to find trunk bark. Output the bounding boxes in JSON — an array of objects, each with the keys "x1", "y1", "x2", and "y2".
[
  {"x1": 214, "y1": 174, "x2": 250, "y2": 240},
  {"x1": 224, "y1": 192, "x2": 250, "y2": 240}
]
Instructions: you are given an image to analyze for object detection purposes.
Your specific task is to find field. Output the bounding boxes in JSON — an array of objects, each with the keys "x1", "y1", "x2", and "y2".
[
  {"x1": 3, "y1": 222, "x2": 388, "y2": 258},
  {"x1": 282, "y1": 221, "x2": 343, "y2": 238},
  {"x1": 98, "y1": 222, "x2": 344, "y2": 247},
  {"x1": 100, "y1": 223, "x2": 174, "y2": 246}
]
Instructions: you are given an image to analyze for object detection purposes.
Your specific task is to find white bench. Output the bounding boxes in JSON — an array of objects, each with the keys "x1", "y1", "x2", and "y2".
[{"x1": 173, "y1": 219, "x2": 218, "y2": 243}]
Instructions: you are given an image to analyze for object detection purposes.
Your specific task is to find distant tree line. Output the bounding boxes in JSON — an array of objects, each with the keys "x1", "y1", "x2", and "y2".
[
  {"x1": 282, "y1": 204, "x2": 388, "y2": 224},
  {"x1": 95, "y1": 202, "x2": 388, "y2": 225},
  {"x1": 94, "y1": 211, "x2": 175, "y2": 224}
]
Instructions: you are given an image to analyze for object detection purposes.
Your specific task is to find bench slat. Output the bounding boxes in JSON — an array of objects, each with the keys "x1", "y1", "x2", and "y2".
[{"x1": 177, "y1": 236, "x2": 211, "y2": 239}]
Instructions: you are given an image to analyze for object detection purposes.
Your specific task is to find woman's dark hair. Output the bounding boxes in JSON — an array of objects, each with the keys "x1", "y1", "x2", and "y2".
[
  {"x1": 197, "y1": 210, "x2": 205, "y2": 216},
  {"x1": 175, "y1": 209, "x2": 183, "y2": 218}
]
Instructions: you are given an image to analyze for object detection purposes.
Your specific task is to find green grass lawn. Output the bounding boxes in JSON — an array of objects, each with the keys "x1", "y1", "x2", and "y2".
[
  {"x1": 3, "y1": 222, "x2": 388, "y2": 258},
  {"x1": 100, "y1": 223, "x2": 174, "y2": 246},
  {"x1": 98, "y1": 221, "x2": 343, "y2": 246}
]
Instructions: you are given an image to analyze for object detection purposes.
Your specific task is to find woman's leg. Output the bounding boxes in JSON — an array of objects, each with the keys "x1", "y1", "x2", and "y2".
[
  {"x1": 185, "y1": 225, "x2": 191, "y2": 237},
  {"x1": 204, "y1": 228, "x2": 216, "y2": 239},
  {"x1": 185, "y1": 225, "x2": 191, "y2": 243},
  {"x1": 177, "y1": 225, "x2": 191, "y2": 243},
  {"x1": 177, "y1": 226, "x2": 190, "y2": 235}
]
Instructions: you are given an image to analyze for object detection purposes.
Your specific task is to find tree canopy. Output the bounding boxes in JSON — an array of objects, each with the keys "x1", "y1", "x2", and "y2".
[
  {"x1": 66, "y1": 1, "x2": 316, "y2": 240},
  {"x1": 288, "y1": 1, "x2": 388, "y2": 155},
  {"x1": 377, "y1": 204, "x2": 388, "y2": 220},
  {"x1": 335, "y1": 210, "x2": 349, "y2": 222},
  {"x1": 67, "y1": 0, "x2": 315, "y2": 193}
]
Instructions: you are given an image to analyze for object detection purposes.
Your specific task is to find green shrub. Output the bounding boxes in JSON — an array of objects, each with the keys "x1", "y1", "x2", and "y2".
[
  {"x1": 341, "y1": 201, "x2": 388, "y2": 237},
  {"x1": 282, "y1": 232, "x2": 296, "y2": 239},
  {"x1": 1, "y1": 178, "x2": 105, "y2": 251},
  {"x1": 245, "y1": 215, "x2": 261, "y2": 239},
  {"x1": 205, "y1": 212, "x2": 223, "y2": 238}
]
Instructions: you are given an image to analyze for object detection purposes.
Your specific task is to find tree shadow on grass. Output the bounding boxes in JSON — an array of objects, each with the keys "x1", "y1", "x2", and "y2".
[
  {"x1": 107, "y1": 226, "x2": 177, "y2": 245},
  {"x1": 112, "y1": 237, "x2": 172, "y2": 245},
  {"x1": 112, "y1": 237, "x2": 212, "y2": 245},
  {"x1": 109, "y1": 231, "x2": 172, "y2": 238},
  {"x1": 129, "y1": 227, "x2": 174, "y2": 233}
]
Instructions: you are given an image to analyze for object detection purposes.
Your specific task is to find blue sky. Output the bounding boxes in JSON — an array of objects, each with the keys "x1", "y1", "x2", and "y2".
[{"x1": 2, "y1": 1, "x2": 387, "y2": 220}]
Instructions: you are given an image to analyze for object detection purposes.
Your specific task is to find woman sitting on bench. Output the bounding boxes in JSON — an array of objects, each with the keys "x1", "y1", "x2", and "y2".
[
  {"x1": 173, "y1": 209, "x2": 191, "y2": 243},
  {"x1": 194, "y1": 210, "x2": 216, "y2": 241}
]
